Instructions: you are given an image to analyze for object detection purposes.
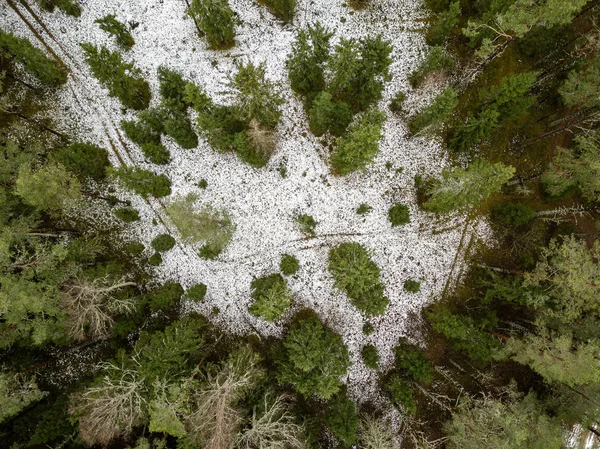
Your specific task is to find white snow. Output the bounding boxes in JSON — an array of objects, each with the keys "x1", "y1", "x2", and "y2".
[{"x1": 2, "y1": 0, "x2": 490, "y2": 409}]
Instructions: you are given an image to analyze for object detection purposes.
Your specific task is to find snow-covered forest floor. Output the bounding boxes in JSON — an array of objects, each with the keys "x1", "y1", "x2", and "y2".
[{"x1": 2, "y1": 0, "x2": 490, "y2": 404}]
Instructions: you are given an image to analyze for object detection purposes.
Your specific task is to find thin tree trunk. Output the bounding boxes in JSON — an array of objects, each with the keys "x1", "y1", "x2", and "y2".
[
  {"x1": 534, "y1": 206, "x2": 593, "y2": 217},
  {"x1": 477, "y1": 263, "x2": 524, "y2": 275},
  {"x1": 506, "y1": 173, "x2": 542, "y2": 186},
  {"x1": 80, "y1": 191, "x2": 131, "y2": 206},
  {"x1": 8, "y1": 110, "x2": 68, "y2": 139}
]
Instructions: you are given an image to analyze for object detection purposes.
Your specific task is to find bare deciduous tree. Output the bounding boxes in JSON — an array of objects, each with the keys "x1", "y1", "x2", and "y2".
[
  {"x1": 357, "y1": 414, "x2": 396, "y2": 449},
  {"x1": 73, "y1": 360, "x2": 147, "y2": 446},
  {"x1": 183, "y1": 346, "x2": 263, "y2": 449},
  {"x1": 63, "y1": 275, "x2": 136, "y2": 341},
  {"x1": 236, "y1": 394, "x2": 305, "y2": 449}
]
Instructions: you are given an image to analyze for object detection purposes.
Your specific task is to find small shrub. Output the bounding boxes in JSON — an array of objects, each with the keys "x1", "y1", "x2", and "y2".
[
  {"x1": 361, "y1": 344, "x2": 380, "y2": 369},
  {"x1": 280, "y1": 254, "x2": 300, "y2": 275},
  {"x1": 363, "y1": 322, "x2": 375, "y2": 335},
  {"x1": 148, "y1": 282, "x2": 184, "y2": 311},
  {"x1": 188, "y1": 0, "x2": 236, "y2": 50},
  {"x1": 357, "y1": 203, "x2": 372, "y2": 215},
  {"x1": 491, "y1": 202, "x2": 536, "y2": 227},
  {"x1": 114, "y1": 207, "x2": 140, "y2": 222},
  {"x1": 125, "y1": 242, "x2": 145, "y2": 254},
  {"x1": 149, "y1": 253, "x2": 162, "y2": 266},
  {"x1": 141, "y1": 142, "x2": 170, "y2": 165},
  {"x1": 394, "y1": 338, "x2": 433, "y2": 384},
  {"x1": 249, "y1": 273, "x2": 293, "y2": 321},
  {"x1": 349, "y1": 0, "x2": 370, "y2": 9},
  {"x1": 408, "y1": 46, "x2": 454, "y2": 88},
  {"x1": 403, "y1": 279, "x2": 421, "y2": 293},
  {"x1": 328, "y1": 242, "x2": 389, "y2": 316},
  {"x1": 95, "y1": 14, "x2": 135, "y2": 48},
  {"x1": 258, "y1": 0, "x2": 297, "y2": 23},
  {"x1": 297, "y1": 214, "x2": 317, "y2": 236},
  {"x1": 324, "y1": 392, "x2": 358, "y2": 446},
  {"x1": 151, "y1": 234, "x2": 176, "y2": 252},
  {"x1": 185, "y1": 283, "x2": 207, "y2": 302},
  {"x1": 198, "y1": 244, "x2": 221, "y2": 260},
  {"x1": 198, "y1": 179, "x2": 208, "y2": 189},
  {"x1": 389, "y1": 91, "x2": 407, "y2": 114},
  {"x1": 388, "y1": 203, "x2": 410, "y2": 226},
  {"x1": 53, "y1": 142, "x2": 110, "y2": 181},
  {"x1": 384, "y1": 374, "x2": 416, "y2": 415}
]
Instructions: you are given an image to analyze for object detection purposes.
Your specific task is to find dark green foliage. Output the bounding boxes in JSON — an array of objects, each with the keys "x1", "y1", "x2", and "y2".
[
  {"x1": 403, "y1": 279, "x2": 421, "y2": 293},
  {"x1": 449, "y1": 108, "x2": 500, "y2": 152},
  {"x1": 349, "y1": 0, "x2": 370, "y2": 9},
  {"x1": 393, "y1": 338, "x2": 433, "y2": 384},
  {"x1": 185, "y1": 283, "x2": 207, "y2": 302},
  {"x1": 151, "y1": 234, "x2": 176, "y2": 252},
  {"x1": 163, "y1": 110, "x2": 199, "y2": 149},
  {"x1": 136, "y1": 317, "x2": 204, "y2": 380},
  {"x1": 425, "y1": 304, "x2": 499, "y2": 362},
  {"x1": 114, "y1": 207, "x2": 140, "y2": 222},
  {"x1": 121, "y1": 119, "x2": 160, "y2": 146},
  {"x1": 249, "y1": 273, "x2": 293, "y2": 321},
  {"x1": 230, "y1": 62, "x2": 284, "y2": 129},
  {"x1": 147, "y1": 282, "x2": 184, "y2": 311},
  {"x1": 357, "y1": 203, "x2": 372, "y2": 215},
  {"x1": 287, "y1": 23, "x2": 333, "y2": 102},
  {"x1": 426, "y1": 1, "x2": 461, "y2": 46},
  {"x1": 491, "y1": 202, "x2": 536, "y2": 227},
  {"x1": 140, "y1": 142, "x2": 171, "y2": 165},
  {"x1": 197, "y1": 179, "x2": 208, "y2": 189},
  {"x1": 324, "y1": 392, "x2": 358, "y2": 446},
  {"x1": 409, "y1": 87, "x2": 458, "y2": 135},
  {"x1": 384, "y1": 374, "x2": 416, "y2": 415},
  {"x1": 95, "y1": 14, "x2": 135, "y2": 48},
  {"x1": 361, "y1": 344, "x2": 380, "y2": 369},
  {"x1": 331, "y1": 109, "x2": 386, "y2": 175},
  {"x1": 363, "y1": 322, "x2": 375, "y2": 335},
  {"x1": 158, "y1": 66, "x2": 189, "y2": 108},
  {"x1": 53, "y1": 142, "x2": 109, "y2": 181},
  {"x1": 188, "y1": 0, "x2": 236, "y2": 49},
  {"x1": 308, "y1": 92, "x2": 352, "y2": 137},
  {"x1": 328, "y1": 242, "x2": 389, "y2": 316},
  {"x1": 80, "y1": 43, "x2": 151, "y2": 110},
  {"x1": 389, "y1": 91, "x2": 407, "y2": 114},
  {"x1": 125, "y1": 242, "x2": 145, "y2": 254},
  {"x1": 0, "y1": 30, "x2": 67, "y2": 86},
  {"x1": 109, "y1": 166, "x2": 171, "y2": 198},
  {"x1": 297, "y1": 214, "x2": 317, "y2": 236},
  {"x1": 28, "y1": 396, "x2": 76, "y2": 447},
  {"x1": 149, "y1": 253, "x2": 162, "y2": 266},
  {"x1": 408, "y1": 46, "x2": 454, "y2": 88},
  {"x1": 388, "y1": 203, "x2": 410, "y2": 226},
  {"x1": 198, "y1": 243, "x2": 221, "y2": 260},
  {"x1": 35, "y1": 0, "x2": 81, "y2": 16},
  {"x1": 280, "y1": 254, "x2": 300, "y2": 275},
  {"x1": 276, "y1": 314, "x2": 350, "y2": 399},
  {"x1": 259, "y1": 0, "x2": 297, "y2": 23},
  {"x1": 329, "y1": 35, "x2": 393, "y2": 112}
]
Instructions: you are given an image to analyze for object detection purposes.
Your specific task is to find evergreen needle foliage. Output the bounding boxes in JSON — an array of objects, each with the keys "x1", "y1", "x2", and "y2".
[
  {"x1": 328, "y1": 242, "x2": 389, "y2": 316},
  {"x1": 81, "y1": 43, "x2": 151, "y2": 110},
  {"x1": 95, "y1": 14, "x2": 135, "y2": 49},
  {"x1": 280, "y1": 254, "x2": 300, "y2": 275},
  {"x1": 188, "y1": 0, "x2": 236, "y2": 50},
  {"x1": 388, "y1": 203, "x2": 410, "y2": 226},
  {"x1": 0, "y1": 30, "x2": 67, "y2": 86},
  {"x1": 151, "y1": 234, "x2": 176, "y2": 252},
  {"x1": 249, "y1": 273, "x2": 293, "y2": 322},
  {"x1": 331, "y1": 109, "x2": 386, "y2": 175},
  {"x1": 276, "y1": 313, "x2": 350, "y2": 399},
  {"x1": 324, "y1": 392, "x2": 358, "y2": 446},
  {"x1": 258, "y1": 0, "x2": 297, "y2": 23},
  {"x1": 109, "y1": 166, "x2": 171, "y2": 198}
]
